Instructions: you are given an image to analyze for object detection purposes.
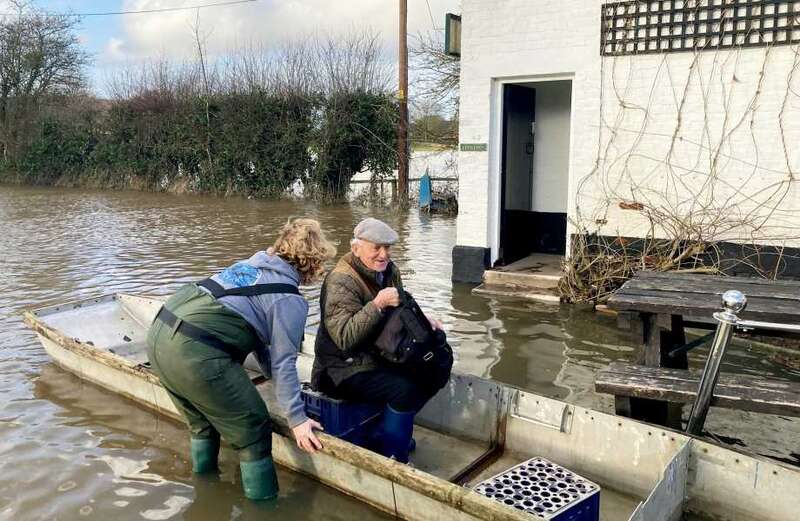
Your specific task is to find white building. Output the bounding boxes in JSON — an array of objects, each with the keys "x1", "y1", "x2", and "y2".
[{"x1": 452, "y1": 0, "x2": 800, "y2": 283}]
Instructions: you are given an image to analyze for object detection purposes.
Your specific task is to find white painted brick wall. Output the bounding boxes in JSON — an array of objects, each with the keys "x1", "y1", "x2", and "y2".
[{"x1": 457, "y1": 0, "x2": 800, "y2": 252}]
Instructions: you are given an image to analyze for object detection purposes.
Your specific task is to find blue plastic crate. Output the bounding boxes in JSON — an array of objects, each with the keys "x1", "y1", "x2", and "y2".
[
  {"x1": 300, "y1": 384, "x2": 381, "y2": 445},
  {"x1": 474, "y1": 457, "x2": 600, "y2": 521}
]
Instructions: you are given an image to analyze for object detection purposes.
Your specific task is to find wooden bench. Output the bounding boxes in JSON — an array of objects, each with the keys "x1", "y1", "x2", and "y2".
[
  {"x1": 596, "y1": 363, "x2": 800, "y2": 421},
  {"x1": 605, "y1": 271, "x2": 800, "y2": 427}
]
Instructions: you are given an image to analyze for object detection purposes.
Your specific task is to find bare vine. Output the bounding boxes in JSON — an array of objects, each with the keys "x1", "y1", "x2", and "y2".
[{"x1": 563, "y1": 12, "x2": 800, "y2": 303}]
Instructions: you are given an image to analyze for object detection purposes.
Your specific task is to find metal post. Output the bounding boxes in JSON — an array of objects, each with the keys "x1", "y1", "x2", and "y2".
[
  {"x1": 685, "y1": 290, "x2": 747, "y2": 436},
  {"x1": 397, "y1": 0, "x2": 409, "y2": 206}
]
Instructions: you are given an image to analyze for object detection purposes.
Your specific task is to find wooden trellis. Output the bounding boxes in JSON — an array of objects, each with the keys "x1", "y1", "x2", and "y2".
[{"x1": 601, "y1": 0, "x2": 800, "y2": 56}]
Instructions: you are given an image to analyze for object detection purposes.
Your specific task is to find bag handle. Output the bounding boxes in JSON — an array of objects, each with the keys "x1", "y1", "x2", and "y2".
[
  {"x1": 398, "y1": 292, "x2": 434, "y2": 340},
  {"x1": 399, "y1": 287, "x2": 410, "y2": 307}
]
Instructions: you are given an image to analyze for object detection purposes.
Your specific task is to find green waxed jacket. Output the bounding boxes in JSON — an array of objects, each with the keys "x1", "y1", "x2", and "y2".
[{"x1": 311, "y1": 253, "x2": 403, "y2": 389}]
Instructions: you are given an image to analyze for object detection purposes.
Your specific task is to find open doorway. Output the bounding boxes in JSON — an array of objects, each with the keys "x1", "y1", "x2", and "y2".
[{"x1": 497, "y1": 80, "x2": 571, "y2": 266}]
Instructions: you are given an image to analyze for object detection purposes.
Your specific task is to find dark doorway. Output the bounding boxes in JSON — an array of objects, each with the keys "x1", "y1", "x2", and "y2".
[
  {"x1": 498, "y1": 82, "x2": 570, "y2": 266},
  {"x1": 499, "y1": 84, "x2": 534, "y2": 266}
]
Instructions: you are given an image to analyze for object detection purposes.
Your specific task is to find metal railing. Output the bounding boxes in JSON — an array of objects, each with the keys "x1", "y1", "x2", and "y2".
[
  {"x1": 348, "y1": 176, "x2": 458, "y2": 185},
  {"x1": 685, "y1": 290, "x2": 800, "y2": 435}
]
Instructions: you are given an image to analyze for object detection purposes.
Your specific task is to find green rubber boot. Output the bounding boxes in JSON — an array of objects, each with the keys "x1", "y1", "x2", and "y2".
[
  {"x1": 190, "y1": 437, "x2": 220, "y2": 474},
  {"x1": 240, "y1": 456, "x2": 279, "y2": 500}
]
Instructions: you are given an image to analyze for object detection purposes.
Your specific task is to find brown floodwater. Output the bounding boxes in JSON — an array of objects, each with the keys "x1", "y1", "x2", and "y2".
[{"x1": 1, "y1": 185, "x2": 798, "y2": 520}]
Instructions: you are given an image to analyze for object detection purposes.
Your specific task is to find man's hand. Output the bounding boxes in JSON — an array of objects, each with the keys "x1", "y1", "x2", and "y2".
[
  {"x1": 291, "y1": 419, "x2": 323, "y2": 453},
  {"x1": 373, "y1": 287, "x2": 400, "y2": 311},
  {"x1": 428, "y1": 317, "x2": 443, "y2": 330}
]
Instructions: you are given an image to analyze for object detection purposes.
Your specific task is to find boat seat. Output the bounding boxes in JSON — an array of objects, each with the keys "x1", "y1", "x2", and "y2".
[
  {"x1": 300, "y1": 384, "x2": 381, "y2": 443},
  {"x1": 595, "y1": 362, "x2": 800, "y2": 418}
]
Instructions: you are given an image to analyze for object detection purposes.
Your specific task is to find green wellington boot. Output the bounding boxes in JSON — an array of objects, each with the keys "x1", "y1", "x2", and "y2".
[
  {"x1": 190, "y1": 437, "x2": 220, "y2": 474},
  {"x1": 240, "y1": 456, "x2": 279, "y2": 500}
]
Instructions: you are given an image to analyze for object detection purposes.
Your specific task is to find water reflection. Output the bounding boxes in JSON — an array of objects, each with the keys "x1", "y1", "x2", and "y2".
[
  {"x1": 29, "y1": 363, "x2": 389, "y2": 521},
  {"x1": 2, "y1": 185, "x2": 799, "y2": 519}
]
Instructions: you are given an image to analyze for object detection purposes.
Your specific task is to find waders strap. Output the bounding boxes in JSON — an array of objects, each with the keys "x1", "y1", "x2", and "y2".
[
  {"x1": 198, "y1": 278, "x2": 300, "y2": 299},
  {"x1": 155, "y1": 306, "x2": 246, "y2": 363}
]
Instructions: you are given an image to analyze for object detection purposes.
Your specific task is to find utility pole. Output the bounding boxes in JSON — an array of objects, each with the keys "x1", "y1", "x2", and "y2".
[{"x1": 397, "y1": 0, "x2": 409, "y2": 205}]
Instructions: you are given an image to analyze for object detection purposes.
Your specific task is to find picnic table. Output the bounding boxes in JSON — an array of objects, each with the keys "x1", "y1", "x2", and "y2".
[{"x1": 597, "y1": 271, "x2": 800, "y2": 429}]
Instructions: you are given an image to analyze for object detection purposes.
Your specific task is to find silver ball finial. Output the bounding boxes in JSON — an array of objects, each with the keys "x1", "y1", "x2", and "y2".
[{"x1": 721, "y1": 290, "x2": 747, "y2": 314}]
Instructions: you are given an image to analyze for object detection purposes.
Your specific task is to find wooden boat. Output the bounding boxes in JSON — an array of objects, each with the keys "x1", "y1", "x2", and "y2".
[{"x1": 24, "y1": 294, "x2": 800, "y2": 521}]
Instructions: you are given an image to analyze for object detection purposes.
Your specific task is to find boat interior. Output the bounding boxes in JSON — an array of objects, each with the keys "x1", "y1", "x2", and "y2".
[{"x1": 28, "y1": 293, "x2": 800, "y2": 521}]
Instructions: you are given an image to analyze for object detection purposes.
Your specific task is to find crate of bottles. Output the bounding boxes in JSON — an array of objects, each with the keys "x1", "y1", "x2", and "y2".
[{"x1": 474, "y1": 457, "x2": 600, "y2": 521}]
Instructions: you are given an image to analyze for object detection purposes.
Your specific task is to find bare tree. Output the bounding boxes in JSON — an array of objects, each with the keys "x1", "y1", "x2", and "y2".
[
  {"x1": 410, "y1": 97, "x2": 457, "y2": 146},
  {"x1": 0, "y1": 1, "x2": 90, "y2": 161},
  {"x1": 192, "y1": 10, "x2": 213, "y2": 167},
  {"x1": 409, "y1": 30, "x2": 460, "y2": 113},
  {"x1": 315, "y1": 30, "x2": 393, "y2": 95}
]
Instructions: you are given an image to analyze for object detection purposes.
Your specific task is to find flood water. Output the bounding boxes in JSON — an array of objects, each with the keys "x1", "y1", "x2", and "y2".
[{"x1": 1, "y1": 185, "x2": 799, "y2": 520}]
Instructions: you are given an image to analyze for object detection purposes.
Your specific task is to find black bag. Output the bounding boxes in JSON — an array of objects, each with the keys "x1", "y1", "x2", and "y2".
[{"x1": 373, "y1": 291, "x2": 453, "y2": 391}]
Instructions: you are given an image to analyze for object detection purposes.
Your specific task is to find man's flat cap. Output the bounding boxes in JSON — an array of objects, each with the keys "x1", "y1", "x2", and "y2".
[{"x1": 353, "y1": 218, "x2": 398, "y2": 245}]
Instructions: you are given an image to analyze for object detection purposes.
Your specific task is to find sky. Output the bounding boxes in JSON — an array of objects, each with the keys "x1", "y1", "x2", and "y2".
[{"x1": 13, "y1": 0, "x2": 460, "y2": 96}]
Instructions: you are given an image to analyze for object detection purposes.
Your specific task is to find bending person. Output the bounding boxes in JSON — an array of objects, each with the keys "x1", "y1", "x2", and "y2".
[
  {"x1": 311, "y1": 218, "x2": 441, "y2": 463},
  {"x1": 147, "y1": 218, "x2": 336, "y2": 500}
]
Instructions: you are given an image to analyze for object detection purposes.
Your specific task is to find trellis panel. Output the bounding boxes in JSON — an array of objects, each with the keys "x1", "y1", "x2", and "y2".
[{"x1": 601, "y1": 0, "x2": 800, "y2": 56}]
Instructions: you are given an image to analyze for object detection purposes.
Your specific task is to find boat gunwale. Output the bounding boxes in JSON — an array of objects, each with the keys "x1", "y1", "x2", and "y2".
[{"x1": 22, "y1": 297, "x2": 543, "y2": 521}]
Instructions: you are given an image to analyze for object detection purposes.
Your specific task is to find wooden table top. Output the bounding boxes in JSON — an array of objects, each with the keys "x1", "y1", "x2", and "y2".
[{"x1": 607, "y1": 271, "x2": 800, "y2": 325}]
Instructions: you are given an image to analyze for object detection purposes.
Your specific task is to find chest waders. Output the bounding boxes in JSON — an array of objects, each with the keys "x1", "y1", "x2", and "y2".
[{"x1": 146, "y1": 278, "x2": 300, "y2": 501}]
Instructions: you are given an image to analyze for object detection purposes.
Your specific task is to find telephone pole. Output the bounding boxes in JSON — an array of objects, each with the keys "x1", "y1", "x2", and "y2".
[{"x1": 397, "y1": 0, "x2": 409, "y2": 205}]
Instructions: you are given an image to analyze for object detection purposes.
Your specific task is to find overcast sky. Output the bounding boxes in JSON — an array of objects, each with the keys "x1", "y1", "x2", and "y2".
[{"x1": 14, "y1": 0, "x2": 460, "y2": 94}]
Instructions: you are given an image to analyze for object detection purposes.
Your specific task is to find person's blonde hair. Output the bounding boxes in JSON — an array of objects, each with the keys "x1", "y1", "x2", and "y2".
[{"x1": 272, "y1": 218, "x2": 336, "y2": 284}]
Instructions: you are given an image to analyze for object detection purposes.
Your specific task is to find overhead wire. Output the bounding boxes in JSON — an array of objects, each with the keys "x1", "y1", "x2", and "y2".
[{"x1": 3, "y1": 0, "x2": 257, "y2": 17}]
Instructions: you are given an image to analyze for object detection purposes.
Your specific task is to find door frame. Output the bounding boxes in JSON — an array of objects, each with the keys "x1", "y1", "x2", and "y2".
[{"x1": 488, "y1": 73, "x2": 575, "y2": 266}]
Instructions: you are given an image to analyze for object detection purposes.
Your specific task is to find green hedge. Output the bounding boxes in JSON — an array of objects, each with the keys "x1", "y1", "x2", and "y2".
[{"x1": 7, "y1": 89, "x2": 397, "y2": 199}]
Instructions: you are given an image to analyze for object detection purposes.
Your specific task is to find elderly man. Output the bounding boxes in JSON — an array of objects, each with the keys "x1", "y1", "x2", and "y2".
[{"x1": 311, "y1": 218, "x2": 440, "y2": 462}]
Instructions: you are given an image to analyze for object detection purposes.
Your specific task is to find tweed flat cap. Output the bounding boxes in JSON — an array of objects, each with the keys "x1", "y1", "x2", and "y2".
[{"x1": 353, "y1": 218, "x2": 398, "y2": 245}]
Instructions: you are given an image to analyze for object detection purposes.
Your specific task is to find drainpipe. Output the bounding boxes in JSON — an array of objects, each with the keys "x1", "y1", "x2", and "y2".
[{"x1": 685, "y1": 290, "x2": 747, "y2": 436}]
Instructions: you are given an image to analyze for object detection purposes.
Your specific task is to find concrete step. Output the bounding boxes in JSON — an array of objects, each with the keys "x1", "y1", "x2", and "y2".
[
  {"x1": 482, "y1": 269, "x2": 561, "y2": 290},
  {"x1": 471, "y1": 283, "x2": 561, "y2": 304}
]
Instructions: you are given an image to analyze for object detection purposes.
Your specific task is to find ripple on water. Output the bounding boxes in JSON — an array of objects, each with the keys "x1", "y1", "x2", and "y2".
[
  {"x1": 116, "y1": 487, "x2": 148, "y2": 498},
  {"x1": 1, "y1": 186, "x2": 799, "y2": 520},
  {"x1": 57, "y1": 480, "x2": 77, "y2": 492},
  {"x1": 100, "y1": 454, "x2": 187, "y2": 487},
  {"x1": 140, "y1": 496, "x2": 193, "y2": 520}
]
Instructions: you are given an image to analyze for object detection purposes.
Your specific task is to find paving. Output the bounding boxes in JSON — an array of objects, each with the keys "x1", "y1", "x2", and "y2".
[{"x1": 472, "y1": 254, "x2": 563, "y2": 304}]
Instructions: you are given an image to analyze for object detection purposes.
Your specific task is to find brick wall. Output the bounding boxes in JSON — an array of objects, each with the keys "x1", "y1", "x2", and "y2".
[{"x1": 457, "y1": 0, "x2": 800, "y2": 256}]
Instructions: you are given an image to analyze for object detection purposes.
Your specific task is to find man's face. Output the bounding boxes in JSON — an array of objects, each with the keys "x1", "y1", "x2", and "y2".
[{"x1": 353, "y1": 239, "x2": 391, "y2": 272}]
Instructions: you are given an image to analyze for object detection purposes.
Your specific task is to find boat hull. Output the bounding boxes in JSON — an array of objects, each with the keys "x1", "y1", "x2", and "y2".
[
  {"x1": 24, "y1": 296, "x2": 528, "y2": 521},
  {"x1": 23, "y1": 294, "x2": 800, "y2": 521}
]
